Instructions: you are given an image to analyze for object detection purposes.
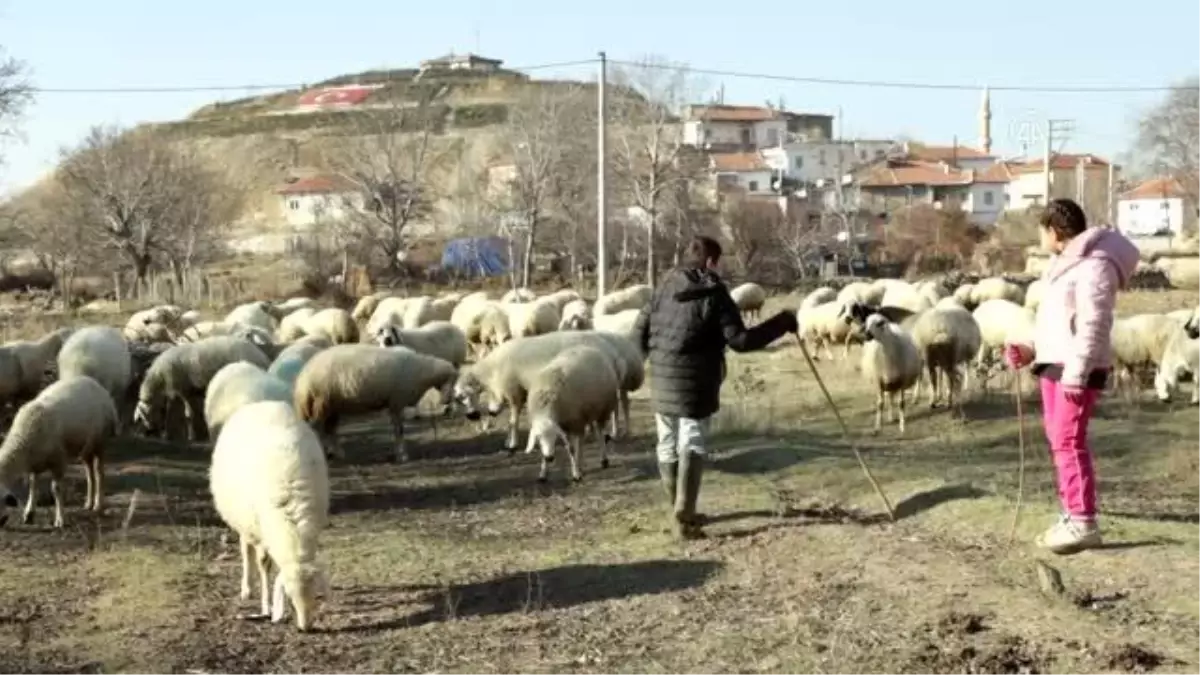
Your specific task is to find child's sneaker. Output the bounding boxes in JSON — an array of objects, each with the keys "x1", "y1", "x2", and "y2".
[{"x1": 1036, "y1": 514, "x2": 1102, "y2": 554}]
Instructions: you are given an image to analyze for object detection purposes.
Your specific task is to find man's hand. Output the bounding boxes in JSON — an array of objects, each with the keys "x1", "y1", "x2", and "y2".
[{"x1": 1003, "y1": 343, "x2": 1033, "y2": 369}]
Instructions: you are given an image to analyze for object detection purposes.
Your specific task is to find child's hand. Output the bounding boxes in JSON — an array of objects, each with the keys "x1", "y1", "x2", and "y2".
[
  {"x1": 1003, "y1": 343, "x2": 1033, "y2": 369},
  {"x1": 1062, "y1": 384, "x2": 1085, "y2": 405}
]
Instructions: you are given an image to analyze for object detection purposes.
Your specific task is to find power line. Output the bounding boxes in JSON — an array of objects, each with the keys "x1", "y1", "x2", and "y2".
[
  {"x1": 28, "y1": 58, "x2": 598, "y2": 94},
  {"x1": 608, "y1": 59, "x2": 1195, "y2": 94}
]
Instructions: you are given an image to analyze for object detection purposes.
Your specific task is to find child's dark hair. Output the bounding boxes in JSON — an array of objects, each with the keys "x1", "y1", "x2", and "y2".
[
  {"x1": 1040, "y1": 198, "x2": 1088, "y2": 239},
  {"x1": 683, "y1": 235, "x2": 723, "y2": 268}
]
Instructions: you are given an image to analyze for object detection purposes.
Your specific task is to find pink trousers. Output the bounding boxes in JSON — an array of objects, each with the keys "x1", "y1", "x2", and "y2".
[{"x1": 1039, "y1": 377, "x2": 1099, "y2": 519}]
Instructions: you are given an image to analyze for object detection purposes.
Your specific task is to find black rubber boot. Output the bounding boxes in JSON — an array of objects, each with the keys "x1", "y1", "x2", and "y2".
[{"x1": 674, "y1": 452, "x2": 707, "y2": 540}]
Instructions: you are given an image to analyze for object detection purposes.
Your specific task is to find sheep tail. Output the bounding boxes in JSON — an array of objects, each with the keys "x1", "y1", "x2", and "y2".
[{"x1": 295, "y1": 385, "x2": 323, "y2": 422}]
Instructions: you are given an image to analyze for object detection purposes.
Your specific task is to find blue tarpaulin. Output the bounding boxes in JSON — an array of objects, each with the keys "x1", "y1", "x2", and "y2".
[{"x1": 440, "y1": 236, "x2": 509, "y2": 277}]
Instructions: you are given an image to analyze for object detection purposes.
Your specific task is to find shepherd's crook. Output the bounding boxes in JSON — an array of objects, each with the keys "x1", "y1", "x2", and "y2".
[
  {"x1": 792, "y1": 332, "x2": 896, "y2": 522},
  {"x1": 1006, "y1": 368, "x2": 1027, "y2": 548}
]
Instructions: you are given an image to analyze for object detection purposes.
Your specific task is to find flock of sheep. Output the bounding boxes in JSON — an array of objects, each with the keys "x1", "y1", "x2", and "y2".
[
  {"x1": 0, "y1": 281, "x2": 691, "y2": 630},
  {"x1": 0, "y1": 271, "x2": 1193, "y2": 632},
  {"x1": 794, "y1": 275, "x2": 1200, "y2": 433}
]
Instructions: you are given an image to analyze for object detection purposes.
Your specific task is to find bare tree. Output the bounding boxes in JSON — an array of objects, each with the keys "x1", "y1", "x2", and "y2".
[
  {"x1": 610, "y1": 56, "x2": 708, "y2": 284},
  {"x1": 56, "y1": 125, "x2": 243, "y2": 288},
  {"x1": 1134, "y1": 76, "x2": 1199, "y2": 204},
  {"x1": 323, "y1": 96, "x2": 449, "y2": 275},
  {"x1": 497, "y1": 85, "x2": 594, "y2": 287},
  {"x1": 0, "y1": 48, "x2": 32, "y2": 160},
  {"x1": 778, "y1": 206, "x2": 828, "y2": 279},
  {"x1": 722, "y1": 194, "x2": 782, "y2": 277}
]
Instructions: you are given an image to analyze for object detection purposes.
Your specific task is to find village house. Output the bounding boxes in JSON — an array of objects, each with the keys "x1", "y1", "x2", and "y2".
[
  {"x1": 275, "y1": 174, "x2": 364, "y2": 229},
  {"x1": 681, "y1": 104, "x2": 834, "y2": 152},
  {"x1": 1117, "y1": 176, "x2": 1194, "y2": 238},
  {"x1": 1004, "y1": 154, "x2": 1115, "y2": 220},
  {"x1": 708, "y1": 151, "x2": 778, "y2": 196},
  {"x1": 418, "y1": 52, "x2": 504, "y2": 74},
  {"x1": 849, "y1": 152, "x2": 1012, "y2": 226}
]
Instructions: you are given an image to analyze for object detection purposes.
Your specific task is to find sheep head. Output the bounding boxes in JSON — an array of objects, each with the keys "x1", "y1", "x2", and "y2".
[
  {"x1": 452, "y1": 370, "x2": 486, "y2": 420},
  {"x1": 374, "y1": 325, "x2": 404, "y2": 348},
  {"x1": 273, "y1": 560, "x2": 329, "y2": 632},
  {"x1": 863, "y1": 313, "x2": 890, "y2": 342},
  {"x1": 526, "y1": 417, "x2": 569, "y2": 460}
]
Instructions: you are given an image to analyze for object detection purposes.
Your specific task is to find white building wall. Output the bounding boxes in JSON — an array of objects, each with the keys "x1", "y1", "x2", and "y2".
[
  {"x1": 281, "y1": 192, "x2": 363, "y2": 228},
  {"x1": 682, "y1": 119, "x2": 786, "y2": 149},
  {"x1": 716, "y1": 169, "x2": 776, "y2": 194},
  {"x1": 1117, "y1": 197, "x2": 1185, "y2": 237},
  {"x1": 965, "y1": 182, "x2": 1005, "y2": 225}
]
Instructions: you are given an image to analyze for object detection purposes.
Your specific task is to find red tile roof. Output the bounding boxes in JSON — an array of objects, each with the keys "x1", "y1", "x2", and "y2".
[
  {"x1": 276, "y1": 175, "x2": 357, "y2": 195},
  {"x1": 1121, "y1": 176, "x2": 1188, "y2": 200},
  {"x1": 974, "y1": 162, "x2": 1019, "y2": 183},
  {"x1": 710, "y1": 151, "x2": 770, "y2": 172},
  {"x1": 905, "y1": 143, "x2": 991, "y2": 161},
  {"x1": 1014, "y1": 153, "x2": 1110, "y2": 172},
  {"x1": 296, "y1": 85, "x2": 375, "y2": 107},
  {"x1": 687, "y1": 104, "x2": 783, "y2": 123},
  {"x1": 858, "y1": 159, "x2": 972, "y2": 187}
]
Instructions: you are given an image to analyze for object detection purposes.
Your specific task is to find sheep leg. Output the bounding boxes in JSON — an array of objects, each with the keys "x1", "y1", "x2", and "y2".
[
  {"x1": 271, "y1": 570, "x2": 289, "y2": 624},
  {"x1": 565, "y1": 435, "x2": 583, "y2": 482},
  {"x1": 927, "y1": 364, "x2": 941, "y2": 409},
  {"x1": 505, "y1": 405, "x2": 521, "y2": 453},
  {"x1": 598, "y1": 423, "x2": 612, "y2": 470},
  {"x1": 389, "y1": 407, "x2": 408, "y2": 463},
  {"x1": 91, "y1": 454, "x2": 104, "y2": 514},
  {"x1": 21, "y1": 473, "x2": 37, "y2": 524},
  {"x1": 48, "y1": 472, "x2": 65, "y2": 529},
  {"x1": 897, "y1": 390, "x2": 907, "y2": 434},
  {"x1": 256, "y1": 546, "x2": 273, "y2": 618},
  {"x1": 239, "y1": 537, "x2": 254, "y2": 601},
  {"x1": 873, "y1": 389, "x2": 884, "y2": 433},
  {"x1": 82, "y1": 457, "x2": 95, "y2": 512}
]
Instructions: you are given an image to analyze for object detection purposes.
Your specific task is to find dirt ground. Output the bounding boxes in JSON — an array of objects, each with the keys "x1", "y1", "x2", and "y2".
[{"x1": 0, "y1": 290, "x2": 1197, "y2": 674}]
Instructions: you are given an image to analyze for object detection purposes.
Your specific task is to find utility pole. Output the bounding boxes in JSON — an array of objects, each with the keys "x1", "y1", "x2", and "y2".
[
  {"x1": 596, "y1": 51, "x2": 609, "y2": 297},
  {"x1": 1042, "y1": 118, "x2": 1074, "y2": 205}
]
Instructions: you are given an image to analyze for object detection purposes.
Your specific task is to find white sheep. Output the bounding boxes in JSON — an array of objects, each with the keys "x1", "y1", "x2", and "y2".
[
  {"x1": 914, "y1": 280, "x2": 950, "y2": 307},
  {"x1": 401, "y1": 296, "x2": 436, "y2": 329},
  {"x1": 374, "y1": 321, "x2": 468, "y2": 367},
  {"x1": 952, "y1": 283, "x2": 976, "y2": 307},
  {"x1": 501, "y1": 287, "x2": 537, "y2": 303},
  {"x1": 593, "y1": 284, "x2": 651, "y2": 317},
  {"x1": 365, "y1": 296, "x2": 413, "y2": 337},
  {"x1": 730, "y1": 282, "x2": 767, "y2": 323},
  {"x1": 800, "y1": 286, "x2": 837, "y2": 310},
  {"x1": 57, "y1": 326, "x2": 132, "y2": 414},
  {"x1": 836, "y1": 281, "x2": 875, "y2": 306},
  {"x1": 524, "y1": 345, "x2": 621, "y2": 482},
  {"x1": 965, "y1": 277, "x2": 1024, "y2": 310},
  {"x1": 268, "y1": 336, "x2": 332, "y2": 391},
  {"x1": 224, "y1": 301, "x2": 279, "y2": 333},
  {"x1": 210, "y1": 400, "x2": 330, "y2": 631},
  {"x1": 971, "y1": 298, "x2": 1036, "y2": 392},
  {"x1": 880, "y1": 282, "x2": 935, "y2": 314},
  {"x1": 450, "y1": 296, "x2": 497, "y2": 355},
  {"x1": 1110, "y1": 313, "x2": 1183, "y2": 395},
  {"x1": 277, "y1": 307, "x2": 318, "y2": 342},
  {"x1": 133, "y1": 336, "x2": 272, "y2": 441},
  {"x1": 592, "y1": 308, "x2": 642, "y2": 344},
  {"x1": 507, "y1": 298, "x2": 560, "y2": 339},
  {"x1": 860, "y1": 313, "x2": 924, "y2": 434},
  {"x1": 1154, "y1": 327, "x2": 1199, "y2": 405},
  {"x1": 274, "y1": 297, "x2": 317, "y2": 316},
  {"x1": 909, "y1": 305, "x2": 982, "y2": 410},
  {"x1": 558, "y1": 299, "x2": 592, "y2": 330},
  {"x1": 478, "y1": 303, "x2": 514, "y2": 350},
  {"x1": 0, "y1": 376, "x2": 119, "y2": 528},
  {"x1": 5, "y1": 327, "x2": 74, "y2": 400},
  {"x1": 294, "y1": 344, "x2": 457, "y2": 462},
  {"x1": 591, "y1": 331, "x2": 646, "y2": 438},
  {"x1": 122, "y1": 321, "x2": 177, "y2": 344},
  {"x1": 798, "y1": 300, "x2": 860, "y2": 360},
  {"x1": 204, "y1": 361, "x2": 293, "y2": 439},
  {"x1": 427, "y1": 295, "x2": 460, "y2": 322},
  {"x1": 935, "y1": 296, "x2": 965, "y2": 310}
]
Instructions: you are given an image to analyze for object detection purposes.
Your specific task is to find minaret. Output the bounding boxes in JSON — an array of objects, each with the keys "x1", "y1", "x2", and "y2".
[{"x1": 978, "y1": 86, "x2": 992, "y2": 155}]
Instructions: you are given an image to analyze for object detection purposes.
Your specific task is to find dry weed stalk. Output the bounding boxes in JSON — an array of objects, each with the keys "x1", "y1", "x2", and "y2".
[{"x1": 792, "y1": 332, "x2": 896, "y2": 521}]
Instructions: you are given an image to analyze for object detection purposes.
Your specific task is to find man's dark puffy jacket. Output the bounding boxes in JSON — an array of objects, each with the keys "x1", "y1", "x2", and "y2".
[{"x1": 633, "y1": 266, "x2": 797, "y2": 419}]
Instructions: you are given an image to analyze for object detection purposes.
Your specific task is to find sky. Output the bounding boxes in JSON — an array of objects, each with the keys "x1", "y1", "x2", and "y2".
[{"x1": 1, "y1": 0, "x2": 1197, "y2": 196}]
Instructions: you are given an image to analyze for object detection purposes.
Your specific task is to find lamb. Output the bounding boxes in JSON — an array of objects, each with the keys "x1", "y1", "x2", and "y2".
[
  {"x1": 209, "y1": 400, "x2": 329, "y2": 631},
  {"x1": 268, "y1": 336, "x2": 332, "y2": 391},
  {"x1": 0, "y1": 376, "x2": 119, "y2": 528},
  {"x1": 507, "y1": 298, "x2": 560, "y2": 339},
  {"x1": 909, "y1": 305, "x2": 982, "y2": 410},
  {"x1": 523, "y1": 345, "x2": 620, "y2": 482},
  {"x1": 558, "y1": 299, "x2": 592, "y2": 330},
  {"x1": 224, "y1": 301, "x2": 279, "y2": 333},
  {"x1": 277, "y1": 307, "x2": 317, "y2": 342},
  {"x1": 351, "y1": 291, "x2": 392, "y2": 323},
  {"x1": 860, "y1": 313, "x2": 924, "y2": 433},
  {"x1": 294, "y1": 344, "x2": 457, "y2": 462},
  {"x1": 730, "y1": 282, "x2": 767, "y2": 323},
  {"x1": 6, "y1": 327, "x2": 74, "y2": 400},
  {"x1": 57, "y1": 326, "x2": 132, "y2": 412},
  {"x1": 374, "y1": 321, "x2": 469, "y2": 367},
  {"x1": 133, "y1": 336, "x2": 272, "y2": 442},
  {"x1": 1110, "y1": 313, "x2": 1183, "y2": 394},
  {"x1": 879, "y1": 282, "x2": 935, "y2": 315},
  {"x1": 593, "y1": 284, "x2": 651, "y2": 317},
  {"x1": 971, "y1": 298, "x2": 1036, "y2": 391},
  {"x1": 501, "y1": 287, "x2": 537, "y2": 303},
  {"x1": 800, "y1": 286, "x2": 837, "y2": 310},
  {"x1": 302, "y1": 308, "x2": 359, "y2": 344},
  {"x1": 592, "y1": 308, "x2": 642, "y2": 344},
  {"x1": 204, "y1": 361, "x2": 293, "y2": 439},
  {"x1": 1154, "y1": 326, "x2": 1199, "y2": 404},
  {"x1": 543, "y1": 289, "x2": 583, "y2": 312},
  {"x1": 963, "y1": 277, "x2": 1024, "y2": 310},
  {"x1": 1024, "y1": 279, "x2": 1046, "y2": 313}
]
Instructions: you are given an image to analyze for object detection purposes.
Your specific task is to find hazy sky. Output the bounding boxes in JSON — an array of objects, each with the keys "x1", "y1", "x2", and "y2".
[{"x1": 2, "y1": 0, "x2": 1197, "y2": 195}]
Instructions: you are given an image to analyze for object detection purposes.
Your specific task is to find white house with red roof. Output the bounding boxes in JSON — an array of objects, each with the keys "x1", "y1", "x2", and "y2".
[
  {"x1": 708, "y1": 150, "x2": 777, "y2": 195},
  {"x1": 1117, "y1": 177, "x2": 1191, "y2": 237},
  {"x1": 275, "y1": 174, "x2": 364, "y2": 228}
]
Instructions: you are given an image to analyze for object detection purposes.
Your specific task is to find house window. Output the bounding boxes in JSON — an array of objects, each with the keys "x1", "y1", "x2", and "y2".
[
  {"x1": 875, "y1": 149, "x2": 885, "y2": 159},
  {"x1": 765, "y1": 129, "x2": 779, "y2": 146},
  {"x1": 1130, "y1": 203, "x2": 1139, "y2": 210},
  {"x1": 860, "y1": 150, "x2": 867, "y2": 161},
  {"x1": 748, "y1": 180, "x2": 760, "y2": 192},
  {"x1": 983, "y1": 191, "x2": 994, "y2": 206},
  {"x1": 288, "y1": 199, "x2": 300, "y2": 210},
  {"x1": 794, "y1": 156, "x2": 804, "y2": 170},
  {"x1": 819, "y1": 150, "x2": 827, "y2": 165},
  {"x1": 1161, "y1": 201, "x2": 1170, "y2": 210}
]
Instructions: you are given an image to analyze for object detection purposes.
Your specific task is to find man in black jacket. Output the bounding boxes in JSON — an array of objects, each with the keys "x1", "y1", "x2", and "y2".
[{"x1": 633, "y1": 236, "x2": 799, "y2": 539}]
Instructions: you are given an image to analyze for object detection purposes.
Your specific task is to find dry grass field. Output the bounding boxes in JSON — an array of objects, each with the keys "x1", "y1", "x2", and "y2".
[{"x1": 0, "y1": 289, "x2": 1197, "y2": 673}]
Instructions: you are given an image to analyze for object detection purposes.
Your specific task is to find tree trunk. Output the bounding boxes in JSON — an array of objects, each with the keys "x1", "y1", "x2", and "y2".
[{"x1": 521, "y1": 218, "x2": 537, "y2": 289}]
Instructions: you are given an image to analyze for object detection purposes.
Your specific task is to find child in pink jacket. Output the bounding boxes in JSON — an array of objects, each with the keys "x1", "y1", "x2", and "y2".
[{"x1": 1004, "y1": 198, "x2": 1139, "y2": 554}]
